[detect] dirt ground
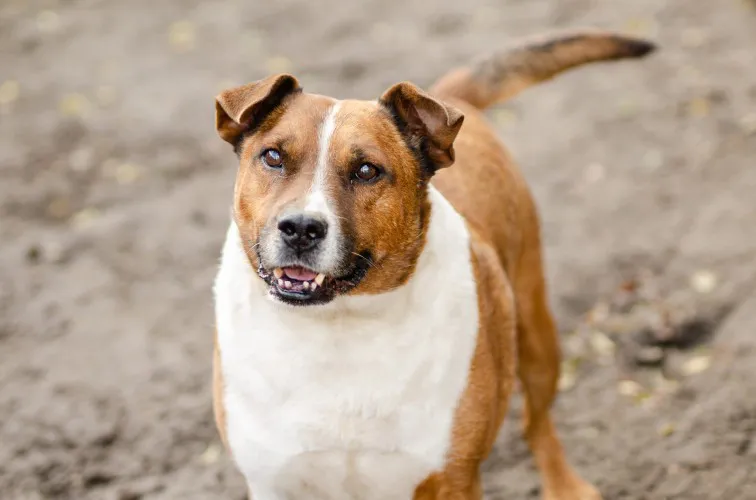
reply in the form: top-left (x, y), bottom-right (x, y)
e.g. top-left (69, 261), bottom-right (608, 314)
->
top-left (2, 0), bottom-right (756, 499)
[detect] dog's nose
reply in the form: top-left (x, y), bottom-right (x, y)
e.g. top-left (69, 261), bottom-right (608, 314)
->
top-left (278, 213), bottom-right (328, 251)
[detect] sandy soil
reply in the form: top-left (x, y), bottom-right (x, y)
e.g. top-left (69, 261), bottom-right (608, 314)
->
top-left (2, 0), bottom-right (756, 498)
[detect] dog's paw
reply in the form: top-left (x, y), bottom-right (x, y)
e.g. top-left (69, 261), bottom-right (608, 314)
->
top-left (543, 480), bottom-right (602, 500)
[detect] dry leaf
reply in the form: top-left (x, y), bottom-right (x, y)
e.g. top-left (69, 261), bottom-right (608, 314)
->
top-left (491, 108), bottom-right (518, 128)
top-left (579, 426), bottom-right (600, 440)
top-left (623, 18), bottom-right (657, 37)
top-left (558, 359), bottom-right (578, 392)
top-left (114, 163), bottom-right (142, 185)
top-left (265, 56), bottom-right (293, 74)
top-left (199, 443), bottom-right (222, 465)
top-left (563, 333), bottom-right (585, 357)
top-left (586, 302), bottom-right (610, 325)
top-left (169, 20), bottom-right (196, 52)
top-left (616, 98), bottom-right (639, 117)
top-left (589, 331), bottom-right (615, 358)
top-left (633, 388), bottom-right (654, 405)
top-left (71, 207), bottom-right (101, 228)
top-left (59, 93), bottom-right (91, 117)
top-left (690, 270), bottom-right (717, 294)
top-left (0, 80), bottom-right (20, 105)
top-left (651, 373), bottom-right (680, 395)
top-left (682, 354), bottom-right (711, 376)
top-left (739, 113), bottom-right (756, 135)
top-left (687, 97), bottom-right (711, 118)
top-left (618, 379), bottom-right (643, 397)
top-left (658, 422), bottom-right (676, 437)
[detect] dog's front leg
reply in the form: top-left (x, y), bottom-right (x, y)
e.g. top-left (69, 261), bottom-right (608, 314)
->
top-left (414, 470), bottom-right (484, 500)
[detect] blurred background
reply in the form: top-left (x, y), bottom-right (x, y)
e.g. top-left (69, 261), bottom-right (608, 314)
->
top-left (2, 0), bottom-right (756, 499)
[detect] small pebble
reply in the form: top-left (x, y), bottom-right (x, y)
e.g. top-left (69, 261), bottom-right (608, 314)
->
top-left (635, 346), bottom-right (666, 367)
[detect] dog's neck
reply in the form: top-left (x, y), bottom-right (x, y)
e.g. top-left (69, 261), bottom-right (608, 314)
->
top-left (215, 186), bottom-right (472, 324)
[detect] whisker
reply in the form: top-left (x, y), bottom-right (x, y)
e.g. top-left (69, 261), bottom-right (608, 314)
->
top-left (352, 252), bottom-right (377, 269)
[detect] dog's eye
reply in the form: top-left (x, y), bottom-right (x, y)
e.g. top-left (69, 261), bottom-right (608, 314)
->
top-left (354, 163), bottom-right (380, 183)
top-left (261, 148), bottom-right (283, 169)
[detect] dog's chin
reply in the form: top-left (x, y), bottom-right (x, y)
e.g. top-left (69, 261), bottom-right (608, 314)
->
top-left (256, 252), bottom-right (372, 307)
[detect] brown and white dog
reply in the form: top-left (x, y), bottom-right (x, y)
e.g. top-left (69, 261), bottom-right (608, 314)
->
top-left (212, 30), bottom-right (655, 500)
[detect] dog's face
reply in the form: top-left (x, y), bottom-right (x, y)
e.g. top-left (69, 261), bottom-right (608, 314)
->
top-left (216, 74), bottom-right (463, 306)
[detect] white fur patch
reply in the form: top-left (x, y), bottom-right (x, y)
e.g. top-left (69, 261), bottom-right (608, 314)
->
top-left (303, 101), bottom-right (342, 272)
top-left (214, 187), bottom-right (479, 500)
top-left (306, 101), bottom-right (341, 212)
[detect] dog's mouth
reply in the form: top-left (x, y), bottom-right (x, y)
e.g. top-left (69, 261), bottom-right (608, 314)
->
top-left (256, 253), bottom-right (372, 306)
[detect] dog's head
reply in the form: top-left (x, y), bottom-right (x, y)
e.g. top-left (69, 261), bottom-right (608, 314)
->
top-left (215, 74), bottom-right (464, 306)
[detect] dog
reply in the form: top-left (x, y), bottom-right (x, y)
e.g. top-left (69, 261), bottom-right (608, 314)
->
top-left (212, 30), bottom-right (655, 500)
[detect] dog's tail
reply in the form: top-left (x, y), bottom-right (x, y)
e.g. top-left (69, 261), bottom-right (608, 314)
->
top-left (430, 30), bottom-right (656, 110)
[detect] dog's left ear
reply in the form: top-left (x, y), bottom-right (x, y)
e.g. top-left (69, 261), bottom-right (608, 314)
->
top-left (380, 82), bottom-right (464, 170)
top-left (215, 74), bottom-right (301, 145)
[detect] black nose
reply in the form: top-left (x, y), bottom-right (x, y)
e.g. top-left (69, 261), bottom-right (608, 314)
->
top-left (278, 213), bottom-right (328, 252)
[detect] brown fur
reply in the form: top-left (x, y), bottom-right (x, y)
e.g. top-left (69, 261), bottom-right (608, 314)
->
top-left (213, 29), bottom-right (656, 500)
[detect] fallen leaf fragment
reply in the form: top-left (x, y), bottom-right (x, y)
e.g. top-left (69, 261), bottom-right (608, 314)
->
top-left (589, 331), bottom-right (615, 358)
top-left (0, 80), bottom-right (20, 105)
top-left (169, 20), bottom-right (196, 52)
top-left (658, 422), bottom-right (676, 437)
top-left (618, 379), bottom-right (643, 397)
top-left (199, 443), bottom-right (222, 465)
top-left (265, 56), bottom-right (293, 74)
top-left (59, 93), bottom-right (91, 117)
top-left (690, 270), bottom-right (717, 294)
top-left (681, 354), bottom-right (711, 376)
top-left (71, 207), bottom-right (101, 228)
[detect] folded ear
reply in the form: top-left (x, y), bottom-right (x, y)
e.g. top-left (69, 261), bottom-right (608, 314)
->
top-left (379, 81), bottom-right (464, 170)
top-left (215, 74), bottom-right (301, 145)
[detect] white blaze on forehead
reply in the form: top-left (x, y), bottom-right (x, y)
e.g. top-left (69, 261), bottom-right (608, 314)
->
top-left (305, 101), bottom-right (342, 214)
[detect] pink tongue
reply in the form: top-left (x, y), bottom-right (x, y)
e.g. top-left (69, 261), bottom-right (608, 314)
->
top-left (283, 267), bottom-right (318, 281)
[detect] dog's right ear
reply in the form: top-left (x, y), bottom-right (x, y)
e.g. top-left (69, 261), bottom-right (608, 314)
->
top-left (215, 74), bottom-right (301, 146)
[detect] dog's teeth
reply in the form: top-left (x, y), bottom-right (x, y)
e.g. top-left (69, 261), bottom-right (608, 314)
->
top-left (273, 268), bottom-right (284, 279)
top-left (310, 283), bottom-right (318, 291)
top-left (284, 281), bottom-right (292, 289)
top-left (303, 281), bottom-right (310, 290)
top-left (277, 279), bottom-right (284, 286)
top-left (315, 273), bottom-right (325, 286)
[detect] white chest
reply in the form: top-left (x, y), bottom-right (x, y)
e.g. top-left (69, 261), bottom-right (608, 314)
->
top-left (214, 189), bottom-right (479, 500)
